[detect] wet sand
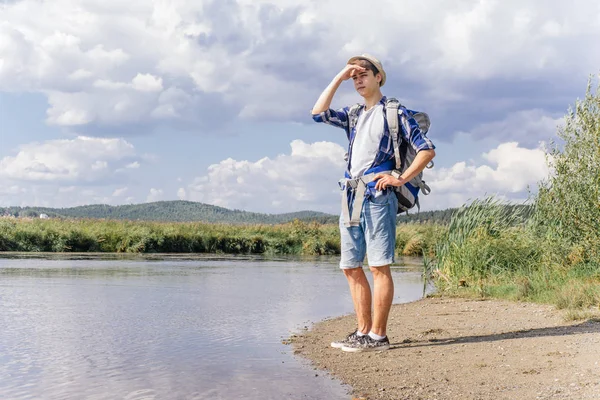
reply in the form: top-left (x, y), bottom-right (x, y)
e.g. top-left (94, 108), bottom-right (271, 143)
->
top-left (292, 297), bottom-right (600, 399)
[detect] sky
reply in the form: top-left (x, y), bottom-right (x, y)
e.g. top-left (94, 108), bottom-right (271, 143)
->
top-left (1, 0), bottom-right (599, 214)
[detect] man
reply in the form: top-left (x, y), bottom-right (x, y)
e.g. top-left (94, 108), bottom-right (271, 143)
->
top-left (311, 54), bottom-right (435, 352)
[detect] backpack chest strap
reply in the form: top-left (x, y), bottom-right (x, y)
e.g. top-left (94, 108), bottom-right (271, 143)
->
top-left (339, 170), bottom-right (392, 227)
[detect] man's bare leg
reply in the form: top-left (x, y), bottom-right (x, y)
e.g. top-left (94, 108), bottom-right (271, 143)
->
top-left (343, 267), bottom-right (372, 334)
top-left (369, 265), bottom-right (394, 337)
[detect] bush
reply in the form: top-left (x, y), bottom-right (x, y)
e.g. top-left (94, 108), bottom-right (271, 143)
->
top-left (433, 77), bottom-right (600, 311)
top-left (533, 78), bottom-right (600, 267)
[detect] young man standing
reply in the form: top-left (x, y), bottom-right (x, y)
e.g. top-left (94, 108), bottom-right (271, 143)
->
top-left (311, 54), bottom-right (435, 352)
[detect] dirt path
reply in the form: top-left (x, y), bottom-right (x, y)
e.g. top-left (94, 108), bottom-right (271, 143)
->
top-left (291, 297), bottom-right (600, 400)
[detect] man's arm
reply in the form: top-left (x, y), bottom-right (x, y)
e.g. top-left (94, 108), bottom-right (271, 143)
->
top-left (311, 64), bottom-right (365, 114)
top-left (373, 149), bottom-right (436, 191)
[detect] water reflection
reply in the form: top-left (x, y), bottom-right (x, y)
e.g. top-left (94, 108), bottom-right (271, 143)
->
top-left (0, 256), bottom-right (424, 399)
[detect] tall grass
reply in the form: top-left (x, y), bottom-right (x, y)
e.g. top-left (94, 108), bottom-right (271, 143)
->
top-left (435, 197), bottom-right (536, 284)
top-left (433, 197), bottom-right (600, 310)
top-left (396, 223), bottom-right (446, 257)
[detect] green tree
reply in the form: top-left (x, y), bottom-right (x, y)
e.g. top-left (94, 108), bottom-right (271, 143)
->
top-left (533, 77), bottom-right (600, 265)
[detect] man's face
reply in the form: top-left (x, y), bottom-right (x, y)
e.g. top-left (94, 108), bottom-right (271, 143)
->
top-left (350, 66), bottom-right (380, 97)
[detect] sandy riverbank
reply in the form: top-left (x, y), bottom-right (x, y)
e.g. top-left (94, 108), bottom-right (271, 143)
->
top-left (291, 297), bottom-right (600, 400)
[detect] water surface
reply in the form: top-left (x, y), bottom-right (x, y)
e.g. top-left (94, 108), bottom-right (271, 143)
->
top-left (0, 254), bottom-right (425, 399)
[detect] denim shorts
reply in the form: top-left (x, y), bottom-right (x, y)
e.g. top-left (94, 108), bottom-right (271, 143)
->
top-left (339, 189), bottom-right (398, 269)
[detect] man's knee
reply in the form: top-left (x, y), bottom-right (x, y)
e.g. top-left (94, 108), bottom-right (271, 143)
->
top-left (369, 264), bottom-right (391, 277)
top-left (343, 266), bottom-right (366, 280)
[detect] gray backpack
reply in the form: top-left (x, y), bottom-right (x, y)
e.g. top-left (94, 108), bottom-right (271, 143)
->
top-left (346, 97), bottom-right (432, 213)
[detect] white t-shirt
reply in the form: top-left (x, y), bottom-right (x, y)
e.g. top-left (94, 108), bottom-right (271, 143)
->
top-left (349, 104), bottom-right (385, 178)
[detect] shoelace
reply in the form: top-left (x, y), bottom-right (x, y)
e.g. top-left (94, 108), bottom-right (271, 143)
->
top-left (355, 335), bottom-right (373, 345)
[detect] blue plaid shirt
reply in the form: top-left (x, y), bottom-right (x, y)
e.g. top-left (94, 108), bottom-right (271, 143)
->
top-left (312, 96), bottom-right (435, 177)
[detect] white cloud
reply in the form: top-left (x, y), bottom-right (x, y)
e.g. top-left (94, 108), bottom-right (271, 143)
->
top-left (91, 161), bottom-right (108, 171)
top-left (92, 74), bottom-right (163, 93)
top-left (0, 135), bottom-right (143, 207)
top-left (146, 188), bottom-right (164, 202)
top-left (68, 69), bottom-right (93, 81)
top-left (112, 187), bottom-right (128, 197)
top-left (185, 140), bottom-right (347, 213)
top-left (177, 188), bottom-right (186, 200)
top-left (93, 79), bottom-right (129, 90)
top-left (183, 140), bottom-right (549, 213)
top-left (86, 45), bottom-right (130, 66)
top-left (0, 136), bottom-right (139, 183)
top-left (46, 95), bottom-right (94, 126)
top-left (2, 0), bottom-right (597, 132)
top-left (0, 183), bottom-right (134, 208)
top-left (131, 73), bottom-right (163, 92)
top-left (424, 142), bottom-right (550, 210)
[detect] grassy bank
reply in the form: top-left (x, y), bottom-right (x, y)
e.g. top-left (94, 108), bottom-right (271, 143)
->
top-left (431, 198), bottom-right (600, 315)
top-left (0, 217), bottom-right (443, 257)
top-left (0, 218), bottom-right (338, 255)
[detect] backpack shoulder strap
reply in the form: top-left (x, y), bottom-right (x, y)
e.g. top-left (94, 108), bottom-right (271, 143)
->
top-left (344, 103), bottom-right (363, 174)
top-left (385, 98), bottom-right (402, 170)
top-left (348, 103), bottom-right (362, 138)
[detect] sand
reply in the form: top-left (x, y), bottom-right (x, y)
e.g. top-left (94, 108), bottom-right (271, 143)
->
top-left (291, 297), bottom-right (600, 400)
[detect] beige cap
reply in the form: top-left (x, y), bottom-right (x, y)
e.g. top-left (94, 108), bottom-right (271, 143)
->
top-left (347, 54), bottom-right (386, 86)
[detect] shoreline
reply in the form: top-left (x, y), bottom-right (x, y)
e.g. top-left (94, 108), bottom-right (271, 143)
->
top-left (291, 297), bottom-right (600, 400)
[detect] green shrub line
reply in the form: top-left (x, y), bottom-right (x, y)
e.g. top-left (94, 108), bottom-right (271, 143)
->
top-left (0, 217), bottom-right (442, 257)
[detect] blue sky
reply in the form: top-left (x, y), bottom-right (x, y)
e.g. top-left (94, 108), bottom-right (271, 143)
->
top-left (1, 0), bottom-right (599, 214)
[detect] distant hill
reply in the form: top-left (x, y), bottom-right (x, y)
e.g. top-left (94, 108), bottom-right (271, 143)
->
top-left (1, 200), bottom-right (528, 225)
top-left (0, 201), bottom-right (339, 224)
